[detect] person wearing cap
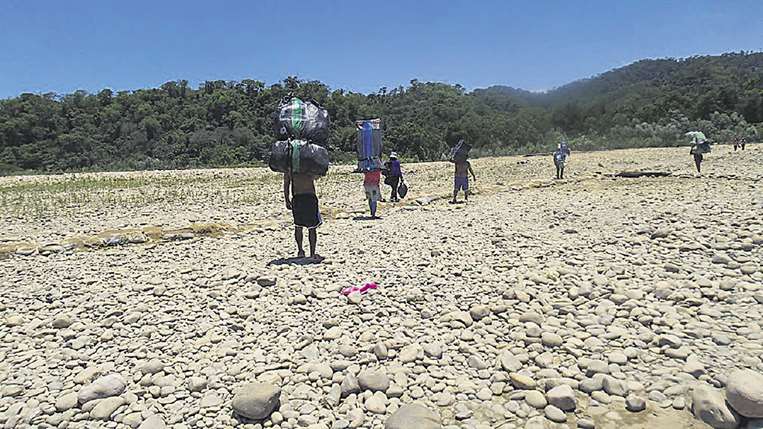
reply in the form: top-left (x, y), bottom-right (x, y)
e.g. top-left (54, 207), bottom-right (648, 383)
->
top-left (384, 153), bottom-right (404, 202)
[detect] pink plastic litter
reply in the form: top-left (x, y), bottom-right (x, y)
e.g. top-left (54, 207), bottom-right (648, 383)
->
top-left (341, 282), bottom-right (378, 296)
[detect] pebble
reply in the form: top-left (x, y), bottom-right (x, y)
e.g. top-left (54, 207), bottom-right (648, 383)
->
top-left (544, 404), bottom-right (567, 423)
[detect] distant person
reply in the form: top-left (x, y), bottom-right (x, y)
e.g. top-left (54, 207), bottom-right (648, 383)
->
top-left (553, 141), bottom-right (571, 179)
top-left (384, 152), bottom-right (403, 202)
top-left (284, 172), bottom-right (322, 259)
top-left (740, 137), bottom-right (747, 150)
top-left (452, 159), bottom-right (476, 203)
top-left (363, 168), bottom-right (382, 219)
top-left (689, 135), bottom-right (710, 174)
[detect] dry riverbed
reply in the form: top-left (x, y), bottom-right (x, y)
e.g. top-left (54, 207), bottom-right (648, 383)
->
top-left (1, 145), bottom-right (762, 429)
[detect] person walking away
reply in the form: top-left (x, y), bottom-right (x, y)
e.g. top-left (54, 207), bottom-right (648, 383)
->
top-left (284, 172), bottom-right (322, 259)
top-left (363, 168), bottom-right (382, 218)
top-left (741, 137), bottom-right (747, 150)
top-left (691, 148), bottom-right (703, 173)
top-left (386, 152), bottom-right (403, 202)
top-left (452, 159), bottom-right (476, 203)
top-left (689, 135), bottom-right (710, 174)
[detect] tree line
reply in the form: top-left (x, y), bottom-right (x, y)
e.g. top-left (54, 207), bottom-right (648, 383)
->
top-left (0, 52), bottom-right (761, 174)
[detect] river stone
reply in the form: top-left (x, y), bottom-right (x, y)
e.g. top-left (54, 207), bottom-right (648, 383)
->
top-left (499, 351), bottom-right (522, 372)
top-left (385, 404), bottom-right (441, 429)
top-left (55, 391), bottom-right (78, 411)
top-left (365, 391), bottom-right (387, 414)
top-left (525, 390), bottom-right (547, 408)
top-left (399, 343), bottom-right (422, 363)
top-left (544, 405), bottom-right (567, 423)
top-left (231, 382), bottom-right (281, 420)
top-left (510, 373), bottom-right (536, 390)
top-left (138, 415), bottom-right (167, 429)
top-left (358, 371), bottom-right (390, 393)
top-left (626, 394), bottom-right (646, 412)
top-left (341, 374), bottom-right (361, 397)
top-left (90, 396), bottom-right (126, 420)
top-left (547, 384), bottom-right (576, 411)
top-left (139, 359), bottom-right (165, 375)
top-left (469, 304), bottom-right (490, 321)
top-left (78, 374), bottom-right (126, 404)
top-left (726, 369), bottom-right (763, 418)
top-left (691, 385), bottom-right (741, 429)
top-left (602, 376), bottom-right (627, 397)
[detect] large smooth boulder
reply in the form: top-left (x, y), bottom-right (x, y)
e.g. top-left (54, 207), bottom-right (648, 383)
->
top-left (726, 369), bottom-right (763, 418)
top-left (691, 385), bottom-right (741, 429)
top-left (78, 374), bottom-right (126, 404)
top-left (232, 383), bottom-right (281, 420)
top-left (385, 404), bottom-right (441, 429)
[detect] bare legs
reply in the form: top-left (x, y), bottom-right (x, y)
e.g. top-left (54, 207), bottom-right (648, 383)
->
top-left (295, 227), bottom-right (318, 258)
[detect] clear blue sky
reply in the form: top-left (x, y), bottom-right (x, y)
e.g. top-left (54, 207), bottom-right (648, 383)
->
top-left (1, 0), bottom-right (761, 98)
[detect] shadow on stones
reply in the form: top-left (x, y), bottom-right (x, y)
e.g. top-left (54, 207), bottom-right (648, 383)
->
top-left (352, 215), bottom-right (380, 221)
top-left (267, 256), bottom-right (324, 266)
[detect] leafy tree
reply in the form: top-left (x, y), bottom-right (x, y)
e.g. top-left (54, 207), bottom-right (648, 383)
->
top-left (0, 52), bottom-right (761, 174)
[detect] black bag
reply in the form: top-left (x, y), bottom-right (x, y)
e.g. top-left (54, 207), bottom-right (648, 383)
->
top-left (268, 140), bottom-right (330, 176)
top-left (398, 180), bottom-right (408, 199)
top-left (449, 139), bottom-right (471, 162)
top-left (273, 97), bottom-right (330, 144)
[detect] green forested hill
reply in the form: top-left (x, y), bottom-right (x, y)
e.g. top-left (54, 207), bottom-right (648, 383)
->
top-left (1, 52), bottom-right (761, 173)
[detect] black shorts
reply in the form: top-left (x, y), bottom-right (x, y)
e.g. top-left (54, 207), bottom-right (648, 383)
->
top-left (292, 194), bottom-right (322, 229)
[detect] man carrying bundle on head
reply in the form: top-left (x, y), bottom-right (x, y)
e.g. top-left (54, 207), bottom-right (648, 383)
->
top-left (686, 131), bottom-right (710, 174)
top-left (270, 97), bottom-right (330, 260)
top-left (356, 119), bottom-right (384, 218)
top-left (449, 139), bottom-right (476, 204)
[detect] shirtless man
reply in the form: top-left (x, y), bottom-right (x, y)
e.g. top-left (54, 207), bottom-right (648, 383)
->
top-left (452, 160), bottom-right (476, 203)
top-left (284, 172), bottom-right (322, 259)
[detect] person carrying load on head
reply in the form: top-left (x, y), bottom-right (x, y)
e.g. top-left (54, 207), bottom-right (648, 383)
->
top-left (449, 139), bottom-right (475, 204)
top-left (270, 97), bottom-right (330, 261)
top-left (356, 119), bottom-right (384, 217)
top-left (383, 152), bottom-right (404, 202)
top-left (686, 131), bottom-right (710, 174)
top-left (553, 140), bottom-right (571, 179)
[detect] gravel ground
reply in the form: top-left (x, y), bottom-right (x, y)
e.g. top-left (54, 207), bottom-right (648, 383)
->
top-left (1, 145), bottom-right (762, 429)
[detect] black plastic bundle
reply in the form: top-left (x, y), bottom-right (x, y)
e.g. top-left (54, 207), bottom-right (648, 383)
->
top-left (273, 97), bottom-right (330, 145)
top-left (268, 140), bottom-right (330, 177)
top-left (449, 140), bottom-right (471, 162)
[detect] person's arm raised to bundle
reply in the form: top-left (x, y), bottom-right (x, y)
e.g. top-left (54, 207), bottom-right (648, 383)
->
top-left (283, 173), bottom-right (292, 210)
